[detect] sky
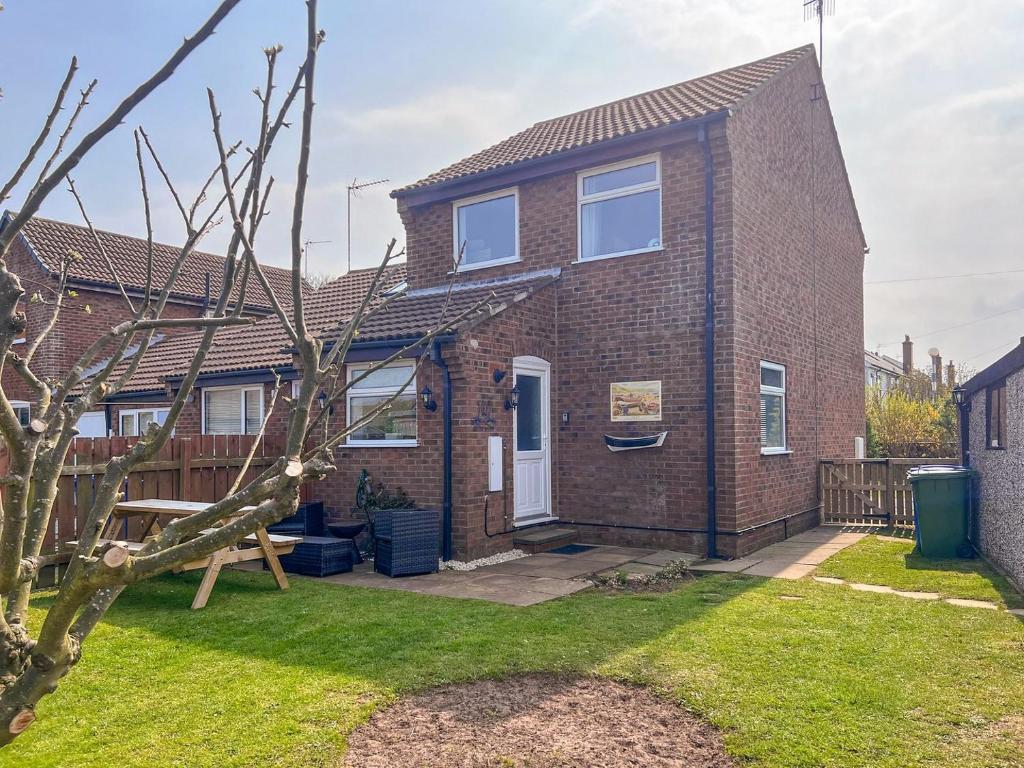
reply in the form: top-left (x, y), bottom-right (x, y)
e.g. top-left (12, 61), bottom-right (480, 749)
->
top-left (1, 0), bottom-right (1022, 372)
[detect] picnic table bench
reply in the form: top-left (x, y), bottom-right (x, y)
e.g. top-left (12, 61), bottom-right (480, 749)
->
top-left (65, 499), bottom-right (301, 609)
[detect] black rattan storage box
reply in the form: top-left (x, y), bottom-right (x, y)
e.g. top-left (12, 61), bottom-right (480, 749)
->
top-left (275, 536), bottom-right (352, 577)
top-left (373, 508), bottom-right (439, 577)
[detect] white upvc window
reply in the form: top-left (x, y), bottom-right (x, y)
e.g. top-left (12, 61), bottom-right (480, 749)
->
top-left (119, 407), bottom-right (171, 437)
top-left (202, 385), bottom-right (264, 435)
top-left (452, 187), bottom-right (519, 271)
top-left (760, 361), bottom-right (788, 454)
top-left (346, 361), bottom-right (418, 447)
top-left (10, 401), bottom-right (30, 428)
top-left (577, 154), bottom-right (662, 262)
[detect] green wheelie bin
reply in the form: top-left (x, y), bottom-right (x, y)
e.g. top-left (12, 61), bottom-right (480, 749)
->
top-left (908, 465), bottom-right (974, 559)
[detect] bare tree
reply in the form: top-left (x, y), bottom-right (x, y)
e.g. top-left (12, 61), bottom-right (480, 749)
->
top-left (0, 0), bottom-right (480, 744)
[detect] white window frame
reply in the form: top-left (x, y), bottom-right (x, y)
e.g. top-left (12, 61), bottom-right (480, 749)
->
top-left (201, 385), bottom-right (264, 435)
top-left (759, 361), bottom-right (789, 455)
top-left (345, 361), bottom-right (418, 448)
top-left (452, 187), bottom-right (520, 272)
top-left (118, 407), bottom-right (171, 437)
top-left (576, 153), bottom-right (662, 263)
top-left (10, 400), bottom-right (30, 428)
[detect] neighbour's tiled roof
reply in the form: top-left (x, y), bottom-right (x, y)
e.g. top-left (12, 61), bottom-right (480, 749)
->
top-left (109, 265), bottom-right (409, 393)
top-left (9, 214), bottom-right (304, 312)
top-left (109, 267), bottom-right (559, 394)
top-left (865, 350), bottom-right (904, 377)
top-left (394, 45), bottom-right (814, 194)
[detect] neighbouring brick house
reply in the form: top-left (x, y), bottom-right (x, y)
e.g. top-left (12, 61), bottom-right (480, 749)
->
top-left (107, 44), bottom-right (866, 561)
top-left (960, 340), bottom-right (1024, 590)
top-left (0, 212), bottom-right (300, 436)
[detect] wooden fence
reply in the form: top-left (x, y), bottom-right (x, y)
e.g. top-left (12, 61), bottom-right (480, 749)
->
top-left (0, 434), bottom-right (308, 579)
top-left (819, 457), bottom-right (958, 528)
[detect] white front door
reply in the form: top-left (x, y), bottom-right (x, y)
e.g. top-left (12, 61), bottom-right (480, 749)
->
top-left (513, 356), bottom-right (552, 524)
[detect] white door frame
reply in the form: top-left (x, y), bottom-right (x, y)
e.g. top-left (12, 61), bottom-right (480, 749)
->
top-left (512, 355), bottom-right (553, 525)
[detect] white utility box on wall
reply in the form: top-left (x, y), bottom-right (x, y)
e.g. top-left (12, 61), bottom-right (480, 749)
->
top-left (488, 435), bottom-right (503, 492)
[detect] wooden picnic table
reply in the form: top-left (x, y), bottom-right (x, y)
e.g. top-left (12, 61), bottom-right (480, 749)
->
top-left (89, 499), bottom-right (301, 609)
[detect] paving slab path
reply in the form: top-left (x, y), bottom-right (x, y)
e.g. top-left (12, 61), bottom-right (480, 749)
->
top-left (322, 544), bottom-right (700, 606)
top-left (690, 527), bottom-right (866, 579)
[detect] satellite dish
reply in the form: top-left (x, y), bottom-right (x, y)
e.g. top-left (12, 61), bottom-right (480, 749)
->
top-left (927, 347), bottom-right (940, 357)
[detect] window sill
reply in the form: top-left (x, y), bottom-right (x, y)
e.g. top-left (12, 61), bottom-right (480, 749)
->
top-left (343, 441), bottom-right (419, 449)
top-left (450, 256), bottom-right (521, 274)
top-left (572, 246), bottom-right (663, 265)
top-left (760, 448), bottom-right (793, 456)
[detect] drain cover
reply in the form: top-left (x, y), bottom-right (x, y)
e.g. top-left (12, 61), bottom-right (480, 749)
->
top-left (548, 544), bottom-right (597, 555)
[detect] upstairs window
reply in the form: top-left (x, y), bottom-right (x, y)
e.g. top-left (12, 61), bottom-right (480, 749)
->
top-left (346, 362), bottom-right (418, 446)
top-left (760, 361), bottom-right (787, 454)
top-left (578, 155), bottom-right (662, 261)
top-left (453, 188), bottom-right (519, 270)
top-left (203, 386), bottom-right (263, 435)
top-left (987, 380), bottom-right (1008, 449)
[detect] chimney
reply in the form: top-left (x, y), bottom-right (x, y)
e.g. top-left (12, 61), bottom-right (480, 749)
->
top-left (929, 348), bottom-right (943, 391)
top-left (946, 361), bottom-right (956, 389)
top-left (902, 335), bottom-right (913, 375)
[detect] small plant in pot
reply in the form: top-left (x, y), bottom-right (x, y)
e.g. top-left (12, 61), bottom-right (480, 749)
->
top-left (351, 469), bottom-right (416, 557)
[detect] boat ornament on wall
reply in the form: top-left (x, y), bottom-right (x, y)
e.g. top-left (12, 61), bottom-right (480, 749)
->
top-left (604, 431), bottom-right (668, 452)
top-left (610, 380), bottom-right (662, 422)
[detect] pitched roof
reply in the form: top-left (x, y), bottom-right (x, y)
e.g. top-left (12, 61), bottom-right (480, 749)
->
top-left (109, 267), bottom-right (559, 394)
top-left (109, 265), bottom-right (409, 393)
top-left (394, 46), bottom-right (814, 195)
top-left (864, 349), bottom-right (904, 377)
top-left (7, 213), bottom-right (304, 312)
top-left (963, 338), bottom-right (1024, 395)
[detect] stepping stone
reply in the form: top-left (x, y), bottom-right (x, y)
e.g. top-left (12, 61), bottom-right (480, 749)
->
top-left (1007, 609), bottom-right (1024, 618)
top-left (742, 559), bottom-right (816, 580)
top-left (813, 576), bottom-right (846, 585)
top-left (895, 590), bottom-right (941, 600)
top-left (850, 583), bottom-right (895, 594)
top-left (634, 549), bottom-right (701, 566)
top-left (944, 598), bottom-right (999, 610)
top-left (779, 595), bottom-right (804, 601)
top-left (690, 557), bottom-right (762, 573)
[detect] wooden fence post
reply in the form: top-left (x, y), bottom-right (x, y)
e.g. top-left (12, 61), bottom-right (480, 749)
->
top-left (179, 438), bottom-right (192, 501)
top-left (884, 458), bottom-right (895, 528)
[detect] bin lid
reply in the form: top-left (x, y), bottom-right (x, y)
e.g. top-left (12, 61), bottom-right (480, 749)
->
top-left (907, 465), bottom-right (972, 480)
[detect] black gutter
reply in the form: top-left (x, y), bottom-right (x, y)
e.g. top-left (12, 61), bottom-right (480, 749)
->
top-left (698, 122), bottom-right (720, 559)
top-left (392, 111), bottom-right (729, 207)
top-left (430, 340), bottom-right (454, 561)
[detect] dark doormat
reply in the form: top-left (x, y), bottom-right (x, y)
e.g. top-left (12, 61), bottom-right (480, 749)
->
top-left (548, 543), bottom-right (597, 555)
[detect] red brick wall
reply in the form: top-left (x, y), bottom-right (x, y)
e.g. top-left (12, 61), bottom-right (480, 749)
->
top-left (723, 55), bottom-right (865, 555)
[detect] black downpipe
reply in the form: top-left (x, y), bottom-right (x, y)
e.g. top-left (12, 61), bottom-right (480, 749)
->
top-left (698, 124), bottom-right (719, 559)
top-left (431, 340), bottom-right (453, 561)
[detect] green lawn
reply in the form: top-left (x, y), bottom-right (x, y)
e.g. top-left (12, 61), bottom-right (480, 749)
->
top-left (816, 535), bottom-right (1024, 608)
top-left (6, 551), bottom-right (1024, 768)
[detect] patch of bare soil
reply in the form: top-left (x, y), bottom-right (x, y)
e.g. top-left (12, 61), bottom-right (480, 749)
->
top-left (343, 675), bottom-right (735, 768)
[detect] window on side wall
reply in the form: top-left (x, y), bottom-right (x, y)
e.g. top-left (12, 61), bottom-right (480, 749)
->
top-left (453, 188), bottom-right (518, 271)
top-left (346, 362), bottom-right (417, 446)
top-left (119, 408), bottom-right (171, 437)
top-left (986, 380), bottom-right (1008, 449)
top-left (202, 386), bottom-right (263, 435)
top-left (10, 401), bottom-right (30, 428)
top-left (578, 155), bottom-right (661, 261)
top-left (760, 361), bottom-right (787, 454)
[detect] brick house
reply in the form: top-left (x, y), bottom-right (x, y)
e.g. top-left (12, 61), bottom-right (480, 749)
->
top-left (108, 44), bottom-right (866, 561)
top-left (0, 212), bottom-right (300, 436)
top-left (959, 341), bottom-right (1024, 590)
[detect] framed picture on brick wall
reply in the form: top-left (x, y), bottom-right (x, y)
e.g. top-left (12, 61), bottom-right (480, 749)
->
top-left (610, 380), bottom-right (662, 422)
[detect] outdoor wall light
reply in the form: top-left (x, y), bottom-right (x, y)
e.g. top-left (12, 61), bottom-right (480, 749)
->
top-left (317, 390), bottom-right (333, 415)
top-left (493, 369), bottom-right (507, 384)
top-left (952, 385), bottom-right (967, 409)
top-left (420, 386), bottom-right (437, 412)
top-left (505, 383), bottom-right (520, 411)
